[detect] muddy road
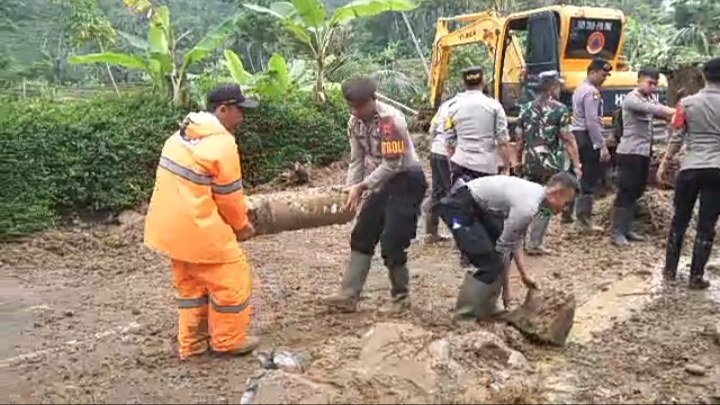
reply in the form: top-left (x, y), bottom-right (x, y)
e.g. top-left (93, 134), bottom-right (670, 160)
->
top-left (1, 192), bottom-right (719, 404)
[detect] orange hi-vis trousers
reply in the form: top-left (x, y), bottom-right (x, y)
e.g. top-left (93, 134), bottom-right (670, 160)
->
top-left (171, 259), bottom-right (252, 359)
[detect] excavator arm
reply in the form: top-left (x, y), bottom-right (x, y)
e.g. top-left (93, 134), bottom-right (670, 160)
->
top-left (429, 11), bottom-right (525, 108)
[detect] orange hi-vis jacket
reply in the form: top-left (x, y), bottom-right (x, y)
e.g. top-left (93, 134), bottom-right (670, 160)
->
top-left (144, 112), bottom-right (250, 264)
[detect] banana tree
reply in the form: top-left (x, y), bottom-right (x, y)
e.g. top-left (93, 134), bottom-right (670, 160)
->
top-left (224, 50), bottom-right (292, 98)
top-left (69, 0), bottom-right (242, 107)
top-left (243, 0), bottom-right (419, 102)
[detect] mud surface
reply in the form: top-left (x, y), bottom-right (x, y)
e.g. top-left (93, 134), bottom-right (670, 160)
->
top-left (1, 166), bottom-right (719, 404)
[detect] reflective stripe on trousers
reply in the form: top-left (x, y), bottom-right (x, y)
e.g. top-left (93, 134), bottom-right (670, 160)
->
top-left (158, 156), bottom-right (244, 194)
top-left (177, 295), bottom-right (250, 313)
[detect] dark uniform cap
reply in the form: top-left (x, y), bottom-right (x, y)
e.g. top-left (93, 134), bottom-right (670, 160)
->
top-left (587, 58), bottom-right (613, 75)
top-left (342, 77), bottom-right (377, 103)
top-left (702, 57), bottom-right (720, 77)
top-left (638, 66), bottom-right (660, 81)
top-left (462, 66), bottom-right (484, 84)
top-left (207, 84), bottom-right (258, 109)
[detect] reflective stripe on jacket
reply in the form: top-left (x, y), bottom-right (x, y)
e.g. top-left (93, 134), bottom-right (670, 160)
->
top-left (144, 112), bottom-right (250, 263)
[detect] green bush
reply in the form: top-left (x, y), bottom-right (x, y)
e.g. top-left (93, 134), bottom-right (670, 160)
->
top-left (0, 91), bottom-right (349, 237)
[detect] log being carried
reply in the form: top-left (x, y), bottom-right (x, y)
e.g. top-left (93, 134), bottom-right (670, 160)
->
top-left (246, 187), bottom-right (354, 236)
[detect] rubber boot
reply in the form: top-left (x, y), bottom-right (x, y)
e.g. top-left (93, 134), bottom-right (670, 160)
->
top-left (561, 198), bottom-right (575, 224)
top-left (611, 206), bottom-right (630, 246)
top-left (475, 275), bottom-right (505, 321)
top-left (324, 251), bottom-right (373, 312)
top-left (455, 272), bottom-right (484, 319)
top-left (575, 195), bottom-right (603, 232)
top-left (380, 264), bottom-right (410, 314)
top-left (663, 232), bottom-right (683, 282)
top-left (688, 235), bottom-right (712, 290)
top-left (625, 202), bottom-right (646, 242)
top-left (423, 211), bottom-right (444, 244)
top-left (526, 214), bottom-right (553, 255)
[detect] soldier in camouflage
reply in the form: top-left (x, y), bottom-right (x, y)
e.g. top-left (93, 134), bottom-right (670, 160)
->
top-left (324, 77), bottom-right (427, 314)
top-left (517, 71), bottom-right (582, 255)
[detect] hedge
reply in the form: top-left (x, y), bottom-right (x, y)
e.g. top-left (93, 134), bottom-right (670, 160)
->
top-left (0, 91), bottom-right (349, 237)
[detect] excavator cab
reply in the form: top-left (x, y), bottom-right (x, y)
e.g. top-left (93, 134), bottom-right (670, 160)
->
top-left (497, 10), bottom-right (561, 117)
top-left (428, 6), bottom-right (663, 129)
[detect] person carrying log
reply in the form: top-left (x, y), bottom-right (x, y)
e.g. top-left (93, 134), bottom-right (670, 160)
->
top-left (144, 84), bottom-right (259, 360)
top-left (569, 58), bottom-right (613, 231)
top-left (324, 77), bottom-right (427, 314)
top-left (444, 66), bottom-right (515, 266)
top-left (657, 57), bottom-right (720, 289)
top-left (516, 71), bottom-right (582, 255)
top-left (423, 95), bottom-right (458, 244)
top-left (610, 67), bottom-right (675, 246)
top-left (439, 172), bottom-right (579, 320)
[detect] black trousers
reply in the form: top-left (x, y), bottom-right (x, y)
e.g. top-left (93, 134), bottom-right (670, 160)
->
top-left (429, 153), bottom-right (452, 212)
top-left (574, 130), bottom-right (603, 196)
top-left (350, 169), bottom-right (427, 268)
top-left (438, 186), bottom-right (505, 284)
top-left (670, 168), bottom-right (720, 241)
top-left (613, 154), bottom-right (650, 208)
top-left (450, 162), bottom-right (494, 185)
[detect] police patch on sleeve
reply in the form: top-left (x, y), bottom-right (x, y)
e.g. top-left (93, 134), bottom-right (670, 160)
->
top-left (593, 90), bottom-right (601, 100)
top-left (378, 117), bottom-right (406, 159)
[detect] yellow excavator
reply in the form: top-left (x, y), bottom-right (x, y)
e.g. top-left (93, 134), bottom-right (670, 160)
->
top-left (429, 6), bottom-right (668, 132)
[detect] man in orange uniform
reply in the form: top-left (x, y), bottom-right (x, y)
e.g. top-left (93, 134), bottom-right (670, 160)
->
top-left (144, 84), bottom-right (260, 360)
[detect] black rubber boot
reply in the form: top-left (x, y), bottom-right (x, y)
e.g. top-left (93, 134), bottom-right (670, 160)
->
top-left (324, 251), bottom-right (373, 312)
top-left (455, 272), bottom-right (484, 319)
top-left (611, 206), bottom-right (630, 246)
top-left (381, 264), bottom-right (410, 314)
top-left (688, 235), bottom-right (712, 290)
top-left (454, 272), bottom-right (504, 320)
top-left (625, 202), bottom-right (646, 242)
top-left (576, 195), bottom-right (602, 232)
top-left (561, 198), bottom-right (575, 224)
top-left (663, 232), bottom-right (684, 282)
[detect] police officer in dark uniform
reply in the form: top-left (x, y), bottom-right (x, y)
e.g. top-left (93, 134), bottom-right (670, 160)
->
top-left (570, 58), bottom-right (612, 232)
top-left (325, 77), bottom-right (427, 314)
top-left (657, 57), bottom-right (720, 289)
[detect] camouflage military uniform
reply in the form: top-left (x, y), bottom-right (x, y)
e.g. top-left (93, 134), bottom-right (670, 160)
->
top-left (517, 96), bottom-right (571, 253)
top-left (518, 98), bottom-right (571, 183)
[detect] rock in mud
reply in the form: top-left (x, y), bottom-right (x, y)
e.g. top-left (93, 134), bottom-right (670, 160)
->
top-left (684, 363), bottom-right (706, 376)
top-left (504, 287), bottom-right (576, 346)
top-left (249, 322), bottom-right (538, 404)
top-left (714, 323), bottom-right (720, 345)
top-left (252, 370), bottom-right (339, 404)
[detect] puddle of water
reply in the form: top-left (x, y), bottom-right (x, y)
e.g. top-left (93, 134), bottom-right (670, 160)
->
top-left (569, 262), bottom-right (665, 345)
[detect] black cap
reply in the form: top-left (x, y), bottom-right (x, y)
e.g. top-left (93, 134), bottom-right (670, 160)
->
top-left (702, 57), bottom-right (720, 79)
top-left (341, 77), bottom-right (377, 103)
top-left (638, 66), bottom-right (660, 81)
top-left (207, 84), bottom-right (258, 110)
top-left (462, 66), bottom-right (484, 84)
top-left (587, 58), bottom-right (613, 75)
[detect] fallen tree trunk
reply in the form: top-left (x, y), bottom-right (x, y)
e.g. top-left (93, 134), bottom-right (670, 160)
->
top-left (246, 187), bottom-right (355, 236)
